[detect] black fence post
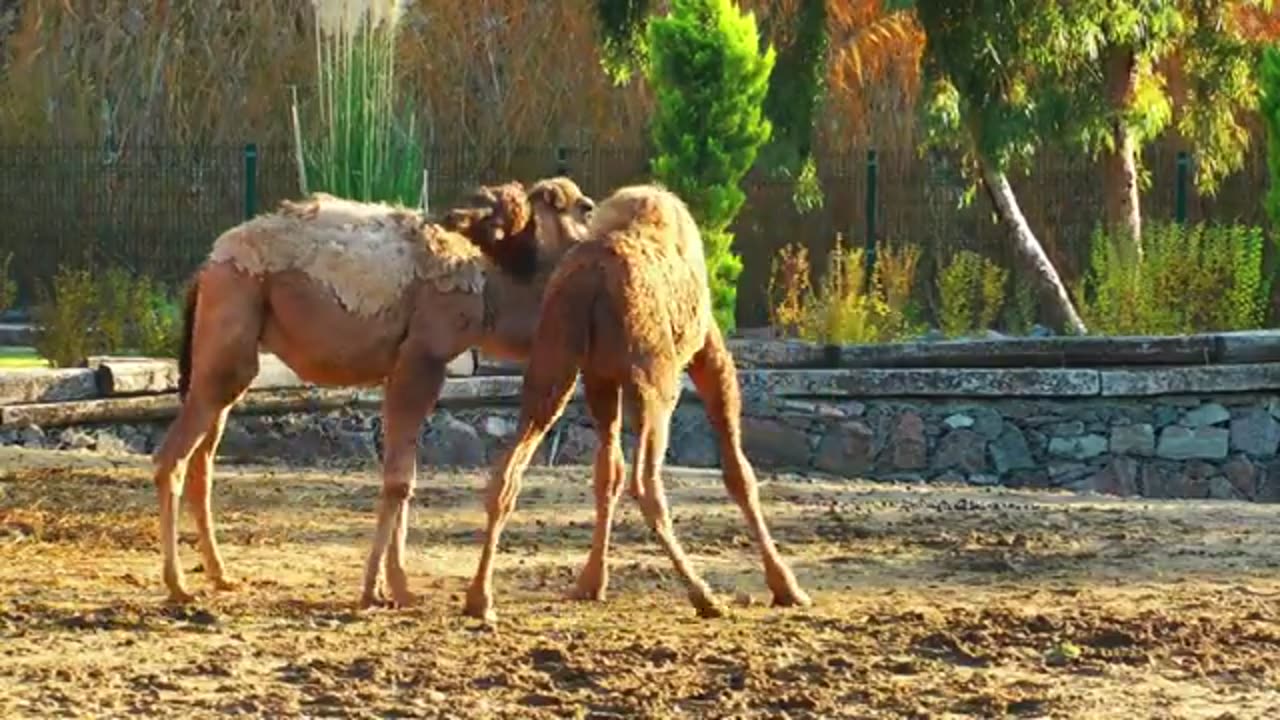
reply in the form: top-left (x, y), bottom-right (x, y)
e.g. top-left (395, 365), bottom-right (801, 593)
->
top-left (244, 143), bottom-right (259, 220)
top-left (1175, 150), bottom-right (1189, 225)
top-left (555, 146), bottom-right (569, 177)
top-left (864, 149), bottom-right (879, 283)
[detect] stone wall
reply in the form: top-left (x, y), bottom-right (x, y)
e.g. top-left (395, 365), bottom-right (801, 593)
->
top-left (6, 332), bottom-right (1280, 502)
top-left (6, 389), bottom-right (1280, 502)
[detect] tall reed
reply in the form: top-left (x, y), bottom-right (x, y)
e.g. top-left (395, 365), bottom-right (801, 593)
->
top-left (299, 0), bottom-right (423, 205)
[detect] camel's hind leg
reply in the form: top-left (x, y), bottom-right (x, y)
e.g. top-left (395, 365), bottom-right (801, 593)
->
top-left (153, 263), bottom-right (261, 603)
top-left (567, 376), bottom-right (626, 602)
top-left (185, 406), bottom-right (238, 591)
top-left (630, 382), bottom-right (727, 619)
top-left (463, 352), bottom-right (579, 623)
top-left (687, 325), bottom-right (811, 608)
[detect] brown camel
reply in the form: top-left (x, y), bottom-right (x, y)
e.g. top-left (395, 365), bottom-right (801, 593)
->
top-left (462, 184), bottom-right (813, 622)
top-left (152, 177), bottom-right (595, 609)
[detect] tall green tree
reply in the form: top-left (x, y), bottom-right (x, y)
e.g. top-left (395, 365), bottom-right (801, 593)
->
top-left (646, 0), bottom-right (777, 332)
top-left (1041, 0), bottom-right (1272, 258)
top-left (914, 0), bottom-right (1089, 333)
top-left (1260, 42), bottom-right (1280, 226)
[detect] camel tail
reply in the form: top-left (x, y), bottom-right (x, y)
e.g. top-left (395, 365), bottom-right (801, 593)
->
top-left (177, 277), bottom-right (199, 401)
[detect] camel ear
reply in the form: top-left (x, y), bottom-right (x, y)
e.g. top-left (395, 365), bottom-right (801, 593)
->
top-left (443, 207), bottom-right (485, 232)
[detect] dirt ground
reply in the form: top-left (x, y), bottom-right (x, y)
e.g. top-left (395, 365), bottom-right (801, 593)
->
top-left (3, 447), bottom-right (1280, 719)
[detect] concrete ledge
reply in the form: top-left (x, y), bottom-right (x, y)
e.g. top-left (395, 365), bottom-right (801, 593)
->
top-left (0, 368), bottom-right (98, 405)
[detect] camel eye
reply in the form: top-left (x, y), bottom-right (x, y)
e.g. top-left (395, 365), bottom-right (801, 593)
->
top-left (576, 198), bottom-right (594, 219)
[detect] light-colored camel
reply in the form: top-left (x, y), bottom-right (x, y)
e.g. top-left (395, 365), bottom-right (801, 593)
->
top-left (462, 184), bottom-right (813, 622)
top-left (152, 177), bottom-right (594, 609)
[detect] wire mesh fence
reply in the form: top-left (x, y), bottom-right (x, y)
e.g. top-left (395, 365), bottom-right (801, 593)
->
top-left (0, 141), bottom-right (1268, 326)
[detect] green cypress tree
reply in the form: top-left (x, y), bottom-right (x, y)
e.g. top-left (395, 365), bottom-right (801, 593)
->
top-left (646, 0), bottom-right (776, 333)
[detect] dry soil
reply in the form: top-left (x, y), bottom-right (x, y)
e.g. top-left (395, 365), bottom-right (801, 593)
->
top-left (2, 446), bottom-right (1280, 719)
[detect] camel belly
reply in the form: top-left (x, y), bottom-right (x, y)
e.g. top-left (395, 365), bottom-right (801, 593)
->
top-left (259, 270), bottom-right (408, 387)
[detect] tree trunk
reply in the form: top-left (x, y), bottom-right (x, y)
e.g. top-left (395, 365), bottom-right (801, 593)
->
top-left (979, 161), bottom-right (1089, 335)
top-left (1102, 45), bottom-right (1142, 260)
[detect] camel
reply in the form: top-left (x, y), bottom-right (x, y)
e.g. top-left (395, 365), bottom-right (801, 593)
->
top-left (462, 184), bottom-right (813, 622)
top-left (152, 177), bottom-right (595, 609)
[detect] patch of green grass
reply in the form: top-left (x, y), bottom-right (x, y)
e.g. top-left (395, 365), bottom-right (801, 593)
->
top-left (0, 346), bottom-right (48, 369)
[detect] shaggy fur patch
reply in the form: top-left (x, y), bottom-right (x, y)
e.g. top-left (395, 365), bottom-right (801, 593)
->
top-left (209, 193), bottom-right (485, 317)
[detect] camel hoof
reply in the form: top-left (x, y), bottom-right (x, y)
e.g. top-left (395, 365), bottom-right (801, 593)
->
top-left (689, 591), bottom-right (728, 619)
top-left (462, 591), bottom-right (496, 624)
top-left (165, 588), bottom-right (197, 605)
top-left (771, 587), bottom-right (814, 608)
top-left (565, 584), bottom-right (606, 603)
top-left (388, 589), bottom-right (417, 609)
top-left (211, 577), bottom-right (241, 593)
top-left (358, 590), bottom-right (391, 611)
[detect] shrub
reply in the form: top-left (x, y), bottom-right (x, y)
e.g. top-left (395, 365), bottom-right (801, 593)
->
top-left (646, 0), bottom-right (776, 333)
top-left (1002, 273), bottom-right (1039, 336)
top-left (32, 266), bottom-right (101, 368)
top-left (0, 251), bottom-right (17, 315)
top-left (768, 235), bottom-right (923, 344)
top-left (32, 265), bottom-right (184, 367)
top-left (1077, 221), bottom-right (1273, 335)
top-left (936, 250), bottom-right (1008, 338)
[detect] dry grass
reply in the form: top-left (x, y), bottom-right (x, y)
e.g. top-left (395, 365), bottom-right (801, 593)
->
top-left (3, 447), bottom-right (1280, 718)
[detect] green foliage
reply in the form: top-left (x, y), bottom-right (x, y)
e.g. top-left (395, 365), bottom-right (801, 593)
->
top-left (768, 236), bottom-right (923, 344)
top-left (935, 250), bottom-right (1008, 338)
top-left (646, 0), bottom-right (777, 333)
top-left (597, 0), bottom-right (652, 85)
top-left (760, 0), bottom-right (828, 212)
top-left (1077, 221), bottom-right (1273, 335)
top-left (0, 251), bottom-right (17, 315)
top-left (299, 7), bottom-right (423, 207)
top-left (1260, 43), bottom-right (1280, 227)
top-left (32, 265), bottom-right (183, 368)
top-left (1002, 274), bottom-right (1039, 336)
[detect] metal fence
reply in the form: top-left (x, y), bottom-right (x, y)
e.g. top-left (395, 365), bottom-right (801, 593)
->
top-left (0, 140), bottom-right (1269, 327)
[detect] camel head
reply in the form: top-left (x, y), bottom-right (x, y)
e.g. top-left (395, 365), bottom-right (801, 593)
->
top-left (444, 177), bottom-right (594, 281)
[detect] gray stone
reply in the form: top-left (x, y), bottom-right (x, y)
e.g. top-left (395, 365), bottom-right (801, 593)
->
top-left (742, 417), bottom-right (811, 469)
top-left (989, 426), bottom-right (1035, 474)
top-left (932, 429), bottom-right (987, 473)
top-left (1258, 460), bottom-right (1280, 502)
top-left (1141, 462), bottom-right (1189, 499)
top-left (968, 473), bottom-right (1000, 486)
top-left (421, 413), bottom-right (485, 467)
top-left (93, 431), bottom-right (131, 455)
top-left (670, 413), bottom-right (719, 467)
top-left (1101, 365), bottom-right (1280, 397)
top-left (1208, 476), bottom-right (1241, 500)
top-left (842, 401), bottom-right (867, 417)
top-left (1083, 456), bottom-right (1139, 496)
top-left (17, 425), bottom-right (45, 448)
top-left (1007, 468), bottom-right (1051, 488)
top-left (1154, 405), bottom-right (1180, 428)
top-left (814, 421), bottom-right (875, 476)
top-left (481, 415), bottom-right (517, 438)
top-left (942, 414), bottom-right (974, 430)
top-left (931, 470), bottom-right (967, 486)
top-left (887, 412), bottom-right (927, 470)
top-left (1047, 421), bottom-right (1085, 438)
top-left (550, 423), bottom-right (597, 466)
top-left (58, 429), bottom-right (94, 450)
top-left (1109, 424), bottom-right (1155, 456)
top-left (1049, 462), bottom-right (1093, 486)
top-left (1229, 409), bottom-right (1280, 458)
top-left (1156, 426), bottom-right (1229, 460)
top-left (1181, 403), bottom-right (1231, 428)
top-left (1222, 456), bottom-right (1258, 499)
top-left (1048, 434), bottom-right (1108, 460)
top-left (970, 408), bottom-right (1006, 440)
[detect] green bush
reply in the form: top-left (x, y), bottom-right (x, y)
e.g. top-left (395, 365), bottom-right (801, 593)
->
top-left (0, 251), bottom-right (17, 315)
top-left (936, 250), bottom-right (1008, 338)
top-left (646, 0), bottom-right (776, 333)
top-left (1076, 221), bottom-right (1273, 335)
top-left (32, 265), bottom-right (184, 367)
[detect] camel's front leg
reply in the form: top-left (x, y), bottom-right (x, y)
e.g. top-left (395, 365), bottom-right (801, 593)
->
top-left (359, 357), bottom-right (444, 610)
top-left (567, 377), bottom-right (625, 602)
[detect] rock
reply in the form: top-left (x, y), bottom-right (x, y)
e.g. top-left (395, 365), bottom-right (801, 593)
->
top-left (58, 428), bottom-right (94, 450)
top-left (550, 423), bottom-right (596, 466)
top-left (1047, 434), bottom-right (1107, 460)
top-left (942, 414), bottom-right (974, 430)
top-left (1083, 457), bottom-right (1139, 496)
top-left (989, 426), bottom-right (1035, 474)
top-left (1208, 476), bottom-right (1240, 500)
top-left (1140, 462), bottom-right (1186, 499)
top-left (1049, 462), bottom-right (1093, 486)
top-left (841, 401), bottom-right (867, 417)
top-left (1229, 409), bottom-right (1280, 458)
top-left (972, 413), bottom-right (1005, 442)
top-left (1109, 424), bottom-right (1155, 456)
top-left (1180, 403), bottom-right (1231, 428)
top-left (17, 425), bottom-right (45, 448)
top-left (421, 413), bottom-right (485, 467)
top-left (742, 417), bottom-right (811, 469)
top-left (1153, 405), bottom-right (1180, 428)
top-left (887, 412), bottom-right (927, 470)
top-left (481, 415), bottom-right (517, 438)
top-left (1007, 468), bottom-right (1051, 488)
top-left (814, 421), bottom-right (875, 476)
top-left (1046, 421), bottom-right (1085, 438)
top-left (93, 431), bottom-right (130, 455)
top-left (1258, 460), bottom-right (1280, 502)
top-left (932, 429), bottom-right (987, 473)
top-left (931, 469), bottom-right (966, 486)
top-left (1156, 426), bottom-right (1229, 460)
top-left (332, 429), bottom-right (377, 461)
top-left (1222, 456), bottom-right (1258, 499)
top-left (671, 415), bottom-right (719, 468)
top-left (968, 473), bottom-right (999, 486)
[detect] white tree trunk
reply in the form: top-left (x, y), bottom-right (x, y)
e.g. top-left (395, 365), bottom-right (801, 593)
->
top-left (980, 162), bottom-right (1089, 335)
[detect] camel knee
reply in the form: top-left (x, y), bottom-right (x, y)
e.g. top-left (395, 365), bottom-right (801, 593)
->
top-left (380, 483), bottom-right (413, 503)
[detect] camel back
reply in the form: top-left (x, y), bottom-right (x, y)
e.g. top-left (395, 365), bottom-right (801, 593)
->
top-left (208, 193), bottom-right (485, 318)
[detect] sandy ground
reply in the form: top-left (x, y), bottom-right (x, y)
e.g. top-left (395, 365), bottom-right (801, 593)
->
top-left (2, 446), bottom-right (1280, 719)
